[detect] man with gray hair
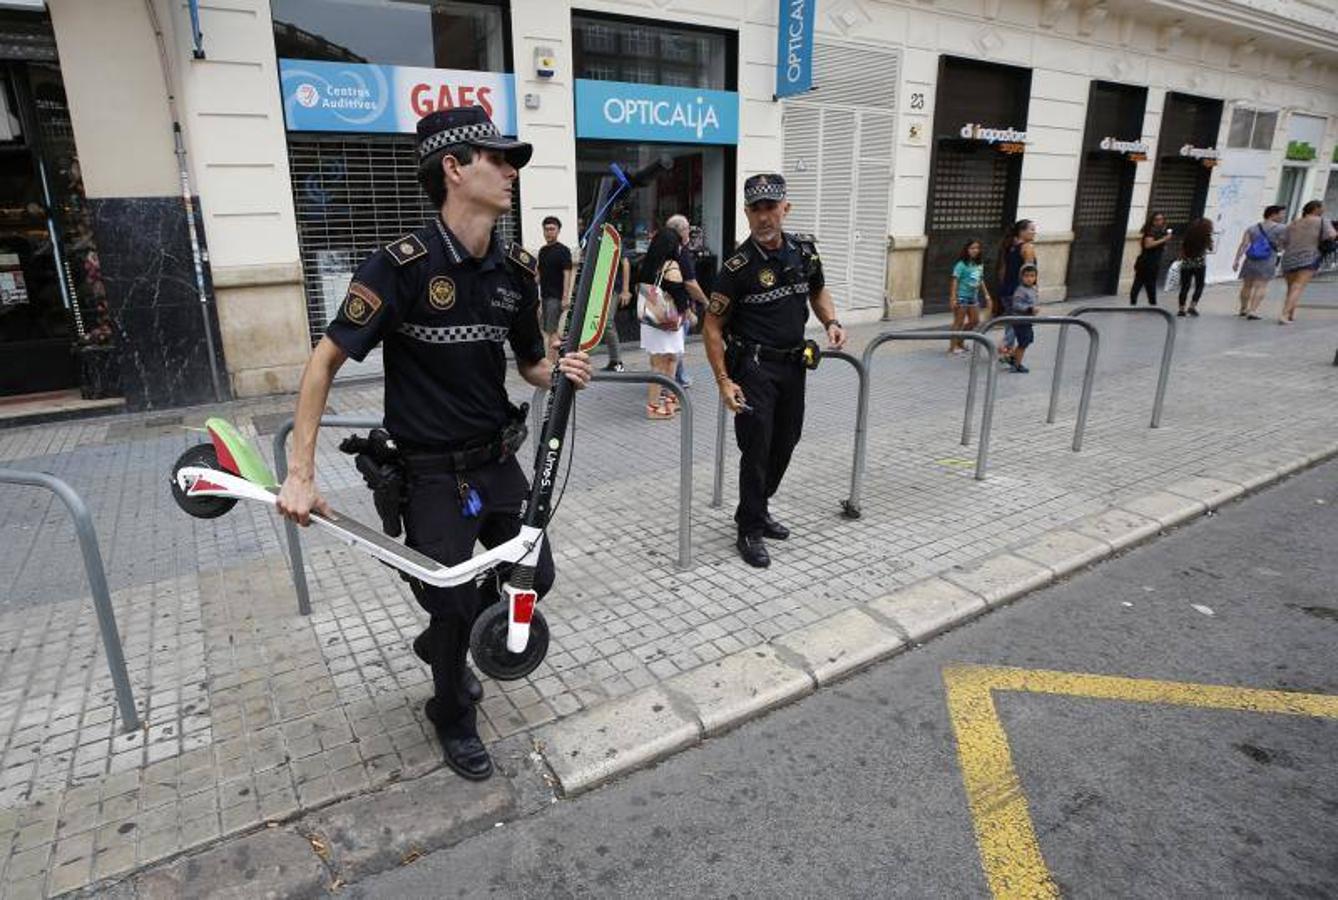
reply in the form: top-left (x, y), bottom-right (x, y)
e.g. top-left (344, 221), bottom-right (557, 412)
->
top-left (665, 214), bottom-right (707, 387)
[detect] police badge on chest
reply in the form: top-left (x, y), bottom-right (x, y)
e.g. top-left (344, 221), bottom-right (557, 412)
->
top-left (492, 286), bottom-right (521, 312)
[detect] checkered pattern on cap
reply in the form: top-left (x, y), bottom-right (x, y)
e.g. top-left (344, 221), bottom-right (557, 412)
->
top-left (744, 173), bottom-right (787, 205)
top-left (419, 122), bottom-right (500, 159)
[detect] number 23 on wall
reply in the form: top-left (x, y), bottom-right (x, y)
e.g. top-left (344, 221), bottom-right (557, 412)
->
top-left (908, 92), bottom-right (925, 110)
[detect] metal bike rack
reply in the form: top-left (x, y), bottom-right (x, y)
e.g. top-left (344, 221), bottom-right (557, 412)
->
top-left (532, 370), bottom-right (693, 569)
top-left (710, 350), bottom-right (866, 511)
top-left (274, 415), bottom-right (383, 615)
top-left (968, 316), bottom-right (1100, 452)
top-left (846, 332), bottom-right (999, 518)
top-left (0, 470), bottom-right (141, 732)
top-left (1058, 305), bottom-right (1175, 428)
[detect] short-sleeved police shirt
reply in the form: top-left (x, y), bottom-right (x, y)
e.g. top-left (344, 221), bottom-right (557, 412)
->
top-left (325, 221), bottom-right (545, 448)
top-left (709, 233), bottom-right (824, 348)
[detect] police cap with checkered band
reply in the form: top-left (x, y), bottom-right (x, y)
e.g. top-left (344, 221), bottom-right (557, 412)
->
top-left (416, 106), bottom-right (533, 170)
top-left (743, 173), bottom-right (787, 206)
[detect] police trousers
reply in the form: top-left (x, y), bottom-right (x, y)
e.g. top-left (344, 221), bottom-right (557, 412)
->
top-left (732, 357), bottom-right (807, 537)
top-left (402, 455), bottom-right (556, 732)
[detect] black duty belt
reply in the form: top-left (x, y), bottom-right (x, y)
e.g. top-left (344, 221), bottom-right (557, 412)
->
top-left (401, 438), bottom-right (507, 474)
top-left (728, 337), bottom-right (822, 370)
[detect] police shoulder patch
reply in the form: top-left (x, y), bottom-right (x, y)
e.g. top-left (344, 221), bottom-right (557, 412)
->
top-left (707, 291), bottom-right (731, 317)
top-left (505, 241), bottom-right (538, 277)
top-left (385, 233), bottom-right (428, 266)
top-left (723, 252), bottom-right (749, 273)
top-left (340, 281), bottom-right (383, 326)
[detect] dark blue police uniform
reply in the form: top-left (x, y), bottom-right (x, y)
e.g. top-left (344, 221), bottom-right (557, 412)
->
top-left (324, 110), bottom-right (552, 756)
top-left (712, 225), bottom-right (823, 543)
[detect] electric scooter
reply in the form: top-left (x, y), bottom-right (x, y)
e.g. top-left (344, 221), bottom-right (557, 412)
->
top-left (169, 156), bottom-right (671, 681)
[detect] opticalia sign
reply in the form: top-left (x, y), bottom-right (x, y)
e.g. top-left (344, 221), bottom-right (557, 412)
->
top-left (960, 123), bottom-right (1027, 154)
top-left (574, 79), bottom-right (739, 145)
top-left (279, 59), bottom-right (516, 135)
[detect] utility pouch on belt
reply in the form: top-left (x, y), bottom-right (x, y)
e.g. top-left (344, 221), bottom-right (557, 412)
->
top-left (801, 339), bottom-right (822, 371)
top-left (338, 429), bottom-right (405, 538)
top-left (499, 402), bottom-right (529, 462)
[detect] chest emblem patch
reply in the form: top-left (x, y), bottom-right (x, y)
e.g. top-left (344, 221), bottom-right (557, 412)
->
top-left (429, 276), bottom-right (456, 311)
top-left (758, 268), bottom-right (777, 288)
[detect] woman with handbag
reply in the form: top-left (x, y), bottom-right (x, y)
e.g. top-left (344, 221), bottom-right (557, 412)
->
top-left (636, 224), bottom-right (694, 419)
top-left (1277, 201), bottom-right (1337, 325)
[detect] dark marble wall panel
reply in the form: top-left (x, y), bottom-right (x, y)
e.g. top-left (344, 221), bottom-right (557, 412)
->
top-left (88, 195), bottom-right (229, 411)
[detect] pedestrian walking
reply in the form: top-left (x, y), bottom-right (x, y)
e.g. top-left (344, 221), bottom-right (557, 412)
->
top-left (665, 214), bottom-right (707, 388)
top-left (948, 239), bottom-right (991, 354)
top-left (274, 107), bottom-right (592, 781)
top-left (1176, 217), bottom-right (1214, 317)
top-left (537, 216), bottom-right (574, 360)
top-left (597, 236), bottom-right (630, 372)
top-left (1277, 200), bottom-right (1337, 324)
top-left (1233, 205), bottom-right (1286, 320)
top-left (995, 219), bottom-right (1037, 361)
top-left (1130, 212), bottom-right (1172, 306)
top-left (703, 173), bottom-right (847, 568)
top-left (637, 222), bottom-right (692, 419)
top-left (1006, 264), bottom-right (1039, 373)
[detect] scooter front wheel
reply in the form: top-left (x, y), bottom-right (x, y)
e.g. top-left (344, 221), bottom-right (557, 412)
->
top-left (469, 600), bottom-right (549, 681)
top-left (170, 443), bottom-right (238, 519)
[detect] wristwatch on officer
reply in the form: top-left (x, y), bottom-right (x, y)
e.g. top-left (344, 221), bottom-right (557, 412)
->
top-left (822, 318), bottom-right (842, 332)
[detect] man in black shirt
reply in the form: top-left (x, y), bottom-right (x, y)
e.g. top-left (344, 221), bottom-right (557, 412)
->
top-left (276, 107), bottom-right (592, 780)
top-left (703, 174), bottom-right (846, 568)
top-left (537, 216), bottom-right (573, 361)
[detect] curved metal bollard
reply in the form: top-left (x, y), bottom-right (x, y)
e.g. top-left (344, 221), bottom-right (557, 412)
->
top-left (847, 332), bottom-right (999, 518)
top-left (274, 415), bottom-right (384, 615)
top-left (968, 316), bottom-right (1100, 452)
top-left (710, 350), bottom-right (867, 513)
top-left (0, 469), bottom-right (141, 732)
top-left (1057, 305), bottom-right (1175, 428)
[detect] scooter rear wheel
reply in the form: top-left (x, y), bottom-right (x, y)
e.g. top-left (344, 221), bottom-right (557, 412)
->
top-left (469, 600), bottom-right (550, 681)
top-left (170, 443), bottom-right (238, 519)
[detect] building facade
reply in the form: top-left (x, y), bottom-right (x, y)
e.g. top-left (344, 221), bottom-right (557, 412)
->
top-left (0, 0), bottom-right (1334, 411)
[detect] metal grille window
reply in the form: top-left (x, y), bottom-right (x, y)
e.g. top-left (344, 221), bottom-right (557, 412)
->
top-left (928, 152), bottom-right (1011, 230)
top-left (287, 134), bottom-right (518, 343)
top-left (1072, 157), bottom-right (1123, 228)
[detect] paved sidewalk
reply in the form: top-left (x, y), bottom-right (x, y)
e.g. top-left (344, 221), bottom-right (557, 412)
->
top-left (1, 280), bottom-right (1337, 896)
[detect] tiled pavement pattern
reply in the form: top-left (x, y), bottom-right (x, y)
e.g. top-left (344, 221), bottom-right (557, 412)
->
top-left (1, 281), bottom-right (1337, 896)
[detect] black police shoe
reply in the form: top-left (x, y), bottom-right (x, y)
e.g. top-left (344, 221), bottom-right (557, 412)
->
top-left (425, 699), bottom-right (493, 781)
top-left (737, 533), bottom-right (771, 568)
top-left (413, 630), bottom-right (484, 703)
top-left (762, 515), bottom-right (790, 541)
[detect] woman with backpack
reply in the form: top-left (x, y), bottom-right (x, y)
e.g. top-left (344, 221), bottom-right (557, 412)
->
top-left (1277, 200), bottom-right (1338, 325)
top-left (1232, 205), bottom-right (1286, 320)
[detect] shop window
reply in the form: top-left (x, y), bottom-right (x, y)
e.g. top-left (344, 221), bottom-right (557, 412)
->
top-left (272, 0), bottom-right (506, 72)
top-left (1227, 107), bottom-right (1278, 151)
top-left (573, 15), bottom-right (727, 89)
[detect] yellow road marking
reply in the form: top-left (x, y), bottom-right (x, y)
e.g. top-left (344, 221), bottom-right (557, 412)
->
top-left (942, 665), bottom-right (1338, 899)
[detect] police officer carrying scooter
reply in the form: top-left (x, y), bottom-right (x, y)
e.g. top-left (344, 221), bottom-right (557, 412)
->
top-left (276, 107), bottom-right (592, 781)
top-left (703, 174), bottom-right (847, 568)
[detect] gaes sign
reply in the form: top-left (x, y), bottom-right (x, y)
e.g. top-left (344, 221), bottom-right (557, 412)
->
top-left (279, 59), bottom-right (516, 135)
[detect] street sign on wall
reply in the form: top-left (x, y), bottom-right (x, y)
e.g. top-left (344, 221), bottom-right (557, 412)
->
top-left (774, 0), bottom-right (815, 98)
top-left (574, 79), bottom-right (738, 145)
top-left (279, 59), bottom-right (517, 135)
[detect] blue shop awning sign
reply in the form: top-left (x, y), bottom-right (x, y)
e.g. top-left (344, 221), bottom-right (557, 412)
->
top-left (574, 79), bottom-right (739, 145)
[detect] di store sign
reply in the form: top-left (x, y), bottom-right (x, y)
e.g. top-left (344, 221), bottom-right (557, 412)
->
top-left (574, 79), bottom-right (739, 145)
top-left (279, 59), bottom-right (517, 135)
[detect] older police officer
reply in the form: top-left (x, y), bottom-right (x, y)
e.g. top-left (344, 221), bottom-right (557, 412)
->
top-left (703, 174), bottom-right (847, 568)
top-left (276, 107), bottom-right (592, 780)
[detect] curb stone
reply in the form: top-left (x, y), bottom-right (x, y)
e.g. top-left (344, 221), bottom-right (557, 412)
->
top-left (1163, 475), bottom-right (1246, 508)
top-left (665, 644), bottom-right (814, 736)
top-left (1117, 491), bottom-right (1207, 529)
top-left (1072, 507), bottom-right (1162, 551)
top-left (941, 553), bottom-right (1054, 607)
top-left (773, 608), bottom-right (906, 686)
top-left (1012, 528), bottom-right (1110, 579)
top-left (865, 578), bottom-right (987, 645)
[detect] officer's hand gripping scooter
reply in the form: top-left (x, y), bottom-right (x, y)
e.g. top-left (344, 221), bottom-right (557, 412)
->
top-left (169, 156), bottom-right (671, 681)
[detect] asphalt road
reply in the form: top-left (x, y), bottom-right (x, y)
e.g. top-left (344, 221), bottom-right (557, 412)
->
top-left (352, 457), bottom-right (1338, 899)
